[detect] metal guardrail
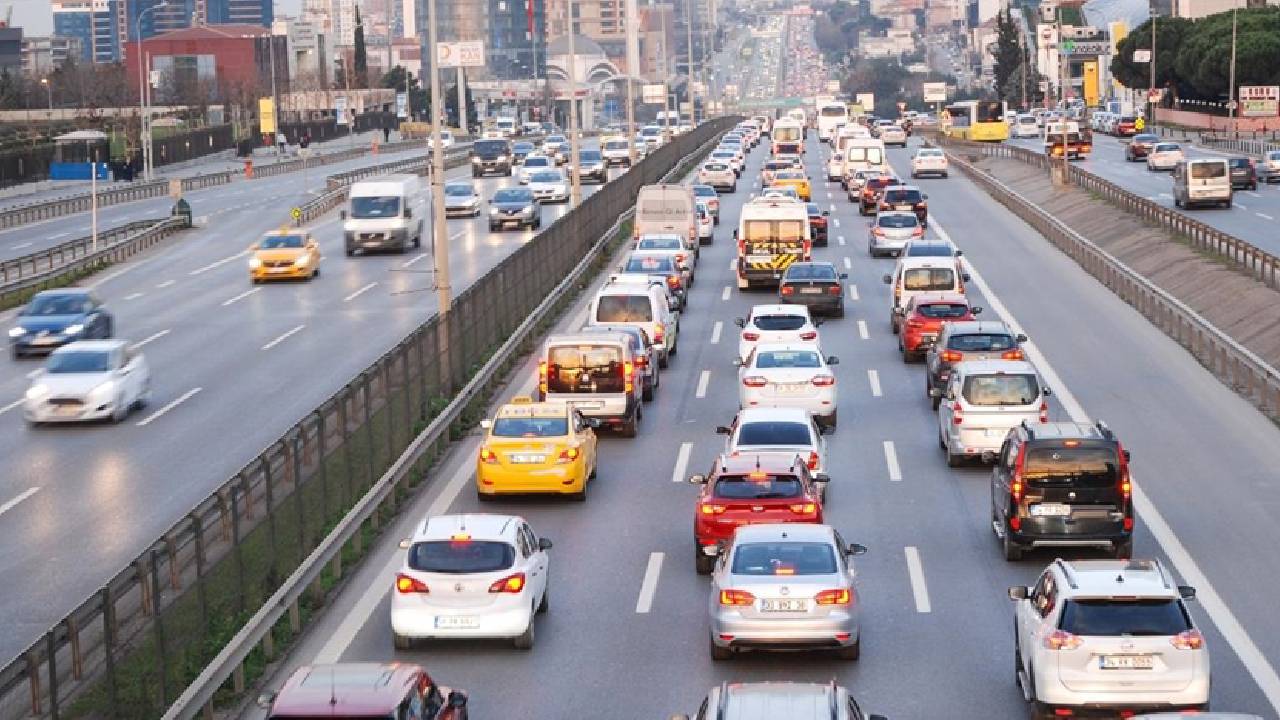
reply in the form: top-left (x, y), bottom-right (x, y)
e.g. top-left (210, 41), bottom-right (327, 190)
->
top-left (941, 146), bottom-right (1280, 422)
top-left (305, 148), bottom-right (473, 224)
top-left (0, 117), bottom-right (738, 720)
top-left (932, 136), bottom-right (1280, 292)
top-left (0, 181), bottom-right (168, 230)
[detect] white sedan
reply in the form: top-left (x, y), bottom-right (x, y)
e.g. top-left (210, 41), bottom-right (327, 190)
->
top-left (736, 342), bottom-right (839, 428)
top-left (735, 304), bottom-right (820, 361)
top-left (25, 340), bottom-right (150, 424)
top-left (718, 405), bottom-right (833, 497)
top-left (1147, 142), bottom-right (1185, 171)
top-left (518, 155), bottom-right (555, 184)
top-left (528, 169), bottom-right (570, 203)
top-left (696, 202), bottom-right (715, 245)
top-left (911, 148), bottom-right (948, 178)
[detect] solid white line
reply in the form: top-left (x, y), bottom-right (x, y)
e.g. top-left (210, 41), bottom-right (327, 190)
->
top-left (883, 440), bottom-right (902, 481)
top-left (156, 280), bottom-right (175, 288)
top-left (727, 259), bottom-right (735, 272)
top-left (221, 287), bottom-right (260, 306)
top-left (904, 546), bottom-right (932, 613)
top-left (868, 369), bottom-right (882, 397)
top-left (0, 487), bottom-right (40, 517)
top-left (672, 442), bottom-right (693, 483)
top-left (10, 242), bottom-right (32, 250)
top-left (857, 320), bottom-right (869, 340)
top-left (848, 283), bottom-right (859, 301)
top-left (343, 282), bottom-right (378, 302)
top-left (695, 370), bottom-right (711, 398)
top-left (262, 324), bottom-right (305, 350)
top-left (635, 552), bottom-right (665, 614)
top-left (1257, 213), bottom-right (1274, 221)
top-left (190, 250), bottom-right (248, 276)
top-left (843, 257), bottom-right (851, 270)
top-left (136, 387), bottom-right (202, 427)
top-left (0, 398), bottom-right (23, 415)
top-left (49, 232), bottom-right (69, 239)
top-left (721, 286), bottom-right (731, 301)
top-left (931, 216), bottom-right (1280, 714)
top-left (131, 329), bottom-right (170, 349)
top-left (401, 253), bottom-right (430, 268)
top-left (123, 292), bottom-right (143, 301)
top-left (837, 236), bottom-right (846, 246)
top-left (710, 321), bottom-right (723, 344)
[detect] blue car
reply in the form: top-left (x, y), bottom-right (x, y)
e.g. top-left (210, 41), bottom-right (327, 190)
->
top-left (8, 289), bottom-right (113, 359)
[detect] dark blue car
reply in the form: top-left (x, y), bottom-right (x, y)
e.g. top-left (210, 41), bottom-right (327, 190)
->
top-left (8, 289), bottom-right (113, 359)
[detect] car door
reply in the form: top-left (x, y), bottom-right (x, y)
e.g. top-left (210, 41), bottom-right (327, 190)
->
top-left (991, 437), bottom-right (1015, 521)
top-left (85, 294), bottom-right (107, 337)
top-left (938, 373), bottom-right (959, 442)
top-left (521, 524), bottom-right (549, 602)
top-left (121, 347), bottom-right (143, 404)
top-left (1019, 572), bottom-right (1058, 675)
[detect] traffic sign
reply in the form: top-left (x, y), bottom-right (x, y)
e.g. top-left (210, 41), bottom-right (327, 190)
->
top-left (1059, 40), bottom-right (1110, 55)
top-left (291, 207), bottom-right (302, 222)
top-left (437, 41), bottom-right (486, 68)
top-left (1132, 49), bottom-right (1151, 63)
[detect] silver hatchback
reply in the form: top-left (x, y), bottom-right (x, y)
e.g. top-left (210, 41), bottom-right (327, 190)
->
top-left (868, 211), bottom-right (923, 257)
top-left (708, 524), bottom-right (866, 661)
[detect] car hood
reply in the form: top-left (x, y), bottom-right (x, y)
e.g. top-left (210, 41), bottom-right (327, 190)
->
top-left (493, 201), bottom-right (534, 212)
top-left (17, 314), bottom-right (84, 332)
top-left (444, 194), bottom-right (479, 206)
top-left (34, 372), bottom-right (114, 397)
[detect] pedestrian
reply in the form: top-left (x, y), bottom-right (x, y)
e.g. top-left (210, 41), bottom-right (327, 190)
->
top-left (276, 131), bottom-right (287, 154)
top-left (383, 124), bottom-right (391, 143)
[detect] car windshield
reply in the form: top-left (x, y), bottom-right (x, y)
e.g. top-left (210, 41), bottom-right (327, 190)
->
top-left (473, 140), bottom-right (507, 154)
top-left (605, 140), bottom-right (629, 150)
top-left (948, 333), bottom-right (1016, 351)
top-left (494, 188), bottom-right (532, 203)
top-left (902, 267), bottom-right (955, 291)
top-left (961, 374), bottom-right (1038, 405)
top-left (491, 417), bottom-right (569, 437)
top-left (408, 540), bottom-right (515, 574)
top-left (806, 203), bottom-right (821, 217)
top-left (786, 264), bottom-right (838, 280)
top-left (350, 196), bottom-right (400, 218)
top-left (1059, 599), bottom-right (1191, 636)
top-left (713, 475), bottom-right (804, 499)
top-left (1154, 144), bottom-right (1180, 152)
top-left (546, 345), bottom-right (625, 393)
top-left (737, 421), bottom-right (811, 446)
top-left (624, 255), bottom-right (676, 273)
top-left (260, 234), bottom-right (306, 249)
top-left (24, 294), bottom-right (90, 316)
top-left (731, 542), bottom-right (837, 576)
top-left (1023, 443), bottom-right (1119, 487)
top-left (879, 214), bottom-right (919, 229)
top-left (918, 149), bottom-right (943, 157)
top-left (638, 236), bottom-right (683, 250)
top-left (712, 151), bottom-right (734, 159)
top-left (531, 171), bottom-right (563, 183)
top-left (884, 189), bottom-right (923, 204)
top-left (46, 350), bottom-right (111, 373)
top-left (596, 295), bottom-right (653, 322)
top-left (1190, 162), bottom-right (1226, 179)
top-left (752, 313), bottom-right (807, 331)
top-left (444, 184), bottom-right (474, 197)
top-left (756, 350), bottom-right (821, 369)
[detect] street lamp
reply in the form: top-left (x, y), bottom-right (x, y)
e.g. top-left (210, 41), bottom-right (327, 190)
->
top-left (566, 1), bottom-right (582, 206)
top-left (426, 0), bottom-right (451, 316)
top-left (135, 2), bottom-right (168, 182)
top-left (40, 77), bottom-right (52, 111)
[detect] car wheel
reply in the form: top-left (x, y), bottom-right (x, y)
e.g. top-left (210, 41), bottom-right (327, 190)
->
top-left (695, 550), bottom-right (715, 575)
top-left (1002, 532), bottom-right (1024, 561)
top-left (345, 247), bottom-right (355, 257)
top-left (709, 635), bottom-right (732, 661)
top-left (620, 411), bottom-right (638, 438)
top-left (489, 223), bottom-right (499, 231)
top-left (835, 636), bottom-right (861, 661)
top-left (513, 616), bottom-right (535, 649)
top-left (822, 409), bottom-right (837, 429)
top-left (1112, 538), bottom-right (1133, 559)
top-left (393, 633), bottom-right (414, 651)
top-left (312, 266), bottom-right (320, 278)
top-left (931, 394), bottom-right (941, 411)
top-left (834, 305), bottom-right (845, 318)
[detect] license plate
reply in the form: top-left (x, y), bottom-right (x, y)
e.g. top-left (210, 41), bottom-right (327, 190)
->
top-left (895, 205), bottom-right (913, 210)
top-left (760, 599), bottom-right (809, 613)
top-left (1030, 503), bottom-right (1071, 517)
top-left (748, 255), bottom-right (772, 263)
top-left (269, 267), bottom-right (288, 273)
top-left (434, 616), bottom-right (480, 629)
top-left (509, 454), bottom-right (546, 464)
top-left (779, 383), bottom-right (809, 395)
top-left (800, 287), bottom-right (823, 294)
top-left (1100, 655), bottom-right (1154, 670)
top-left (362, 241), bottom-right (381, 247)
top-left (31, 337), bottom-right (56, 345)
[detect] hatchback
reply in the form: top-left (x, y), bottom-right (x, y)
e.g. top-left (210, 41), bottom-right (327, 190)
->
top-left (868, 211), bottom-right (923, 258)
top-left (935, 359), bottom-right (1049, 466)
top-left (737, 343), bottom-right (839, 428)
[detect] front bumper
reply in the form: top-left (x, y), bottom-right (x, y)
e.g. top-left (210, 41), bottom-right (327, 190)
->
top-left (782, 293), bottom-right (843, 313)
top-left (445, 203), bottom-right (480, 217)
top-left (345, 229), bottom-right (410, 252)
top-left (252, 264), bottom-right (312, 280)
top-left (10, 335), bottom-right (76, 355)
top-left (472, 159), bottom-right (511, 175)
top-left (25, 396), bottom-right (118, 422)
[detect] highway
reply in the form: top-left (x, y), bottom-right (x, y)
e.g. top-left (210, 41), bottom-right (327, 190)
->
top-left (0, 139), bottom-right (620, 663)
top-left (256, 130), bottom-right (1280, 717)
top-left (1007, 132), bottom-right (1280, 252)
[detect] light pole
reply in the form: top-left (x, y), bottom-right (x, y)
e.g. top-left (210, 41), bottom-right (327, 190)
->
top-left (624, 0), bottom-right (638, 163)
top-left (566, 1), bottom-right (582, 206)
top-left (426, 0), bottom-right (451, 315)
top-left (134, 2), bottom-right (166, 182)
top-left (1148, 2), bottom-right (1156, 126)
top-left (1226, 1), bottom-right (1239, 137)
top-left (685, 0), bottom-right (695, 123)
top-left (40, 77), bottom-right (52, 111)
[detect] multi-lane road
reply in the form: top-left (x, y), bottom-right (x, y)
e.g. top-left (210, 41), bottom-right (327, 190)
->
top-left (255, 129), bottom-right (1280, 718)
top-left (0, 139), bottom-right (623, 662)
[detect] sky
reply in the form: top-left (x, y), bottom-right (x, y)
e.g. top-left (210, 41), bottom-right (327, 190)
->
top-left (11, 0), bottom-right (304, 37)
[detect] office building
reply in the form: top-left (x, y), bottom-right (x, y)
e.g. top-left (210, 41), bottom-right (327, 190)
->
top-left (22, 36), bottom-right (84, 75)
top-left (125, 24), bottom-right (288, 100)
top-left (52, 0), bottom-right (121, 63)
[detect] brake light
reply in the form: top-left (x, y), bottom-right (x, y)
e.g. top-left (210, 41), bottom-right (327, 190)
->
top-left (781, 286), bottom-right (795, 295)
top-left (1037, 401), bottom-right (1048, 424)
top-left (1171, 629), bottom-right (1204, 650)
top-left (488, 572), bottom-right (527, 593)
top-left (635, 356), bottom-right (648, 368)
top-left (872, 227), bottom-right (885, 236)
top-left (479, 447), bottom-right (499, 464)
top-left (912, 226), bottom-right (924, 236)
top-left (653, 323), bottom-right (664, 343)
top-left (803, 240), bottom-right (812, 258)
top-left (941, 350), bottom-right (964, 363)
top-left (675, 253), bottom-right (686, 264)
top-left (1011, 446), bottom-right (1026, 507)
top-left (1001, 348), bottom-right (1025, 360)
top-left (806, 450), bottom-right (819, 470)
top-left (814, 588), bottom-right (850, 605)
top-left (789, 502), bottom-right (817, 514)
top-left (1043, 629), bottom-right (1083, 650)
top-left (699, 502), bottom-right (727, 515)
top-left (811, 375), bottom-right (835, 387)
top-left (538, 361), bottom-right (548, 395)
top-left (742, 331), bottom-right (760, 341)
top-left (667, 275), bottom-right (681, 289)
top-left (829, 285), bottom-right (841, 295)
top-left (556, 447), bottom-right (580, 463)
top-left (742, 376), bottom-right (768, 387)
top-left (395, 573), bottom-right (429, 594)
top-left (719, 589), bottom-right (756, 606)
top-left (624, 361), bottom-right (635, 393)
top-left (952, 404), bottom-right (964, 425)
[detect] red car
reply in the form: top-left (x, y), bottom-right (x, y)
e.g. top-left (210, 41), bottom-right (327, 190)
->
top-left (1114, 116), bottom-right (1138, 136)
top-left (806, 202), bottom-right (829, 246)
top-left (859, 175), bottom-right (900, 216)
top-left (898, 292), bottom-right (981, 362)
top-left (261, 663), bottom-right (468, 719)
top-left (689, 454), bottom-right (823, 574)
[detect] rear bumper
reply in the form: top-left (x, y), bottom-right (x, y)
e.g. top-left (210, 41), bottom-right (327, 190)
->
top-left (710, 611), bottom-right (858, 649)
top-left (1009, 517), bottom-right (1130, 547)
top-left (781, 294), bottom-right (843, 313)
top-left (391, 604), bottom-right (533, 639)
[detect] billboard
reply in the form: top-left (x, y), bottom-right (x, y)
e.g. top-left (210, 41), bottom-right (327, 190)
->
top-left (922, 82), bottom-right (947, 102)
top-left (642, 84), bottom-right (667, 104)
top-left (335, 96), bottom-right (348, 125)
top-left (1239, 86), bottom-right (1279, 118)
top-left (855, 92), bottom-right (875, 110)
top-left (258, 97), bottom-right (276, 134)
top-left (437, 41), bottom-right (486, 68)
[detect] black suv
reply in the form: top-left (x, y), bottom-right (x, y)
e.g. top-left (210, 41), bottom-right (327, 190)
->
top-left (470, 139), bottom-right (513, 177)
top-left (990, 421), bottom-right (1133, 561)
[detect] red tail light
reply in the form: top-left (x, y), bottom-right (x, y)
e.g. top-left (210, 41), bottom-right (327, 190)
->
top-left (395, 573), bottom-right (429, 594)
top-left (829, 285), bottom-right (841, 295)
top-left (872, 227), bottom-right (885, 236)
top-left (803, 240), bottom-right (812, 257)
top-left (806, 451), bottom-right (819, 470)
top-left (781, 286), bottom-right (795, 295)
top-left (667, 275), bottom-right (681, 288)
top-left (1011, 446), bottom-right (1026, 504)
top-left (479, 447), bottom-right (499, 464)
top-left (799, 331), bottom-right (817, 341)
top-left (742, 376), bottom-right (768, 387)
top-left (674, 253), bottom-right (686, 264)
top-left (538, 360), bottom-right (548, 395)
top-left (811, 375), bottom-right (835, 387)
top-left (556, 447), bottom-right (580, 463)
top-left (1001, 348), bottom-right (1025, 360)
top-left (1043, 629), bottom-right (1083, 650)
top-left (742, 331), bottom-right (760, 341)
top-left (653, 323), bottom-right (664, 343)
top-left (941, 350), bottom-right (964, 363)
top-left (814, 588), bottom-right (851, 605)
top-left (488, 572), bottom-right (527, 593)
top-left (1039, 401), bottom-right (1048, 424)
top-left (1171, 629), bottom-right (1204, 650)
top-left (952, 405), bottom-right (964, 425)
top-left (789, 502), bottom-right (817, 514)
top-left (719, 589), bottom-right (756, 606)
top-left (634, 356), bottom-right (648, 368)
top-left (699, 502), bottom-right (727, 515)
top-left (912, 226), bottom-right (924, 236)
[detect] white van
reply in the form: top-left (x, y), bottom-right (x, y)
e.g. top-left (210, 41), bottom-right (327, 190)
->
top-left (1173, 158), bottom-right (1232, 209)
top-left (883, 257), bottom-right (969, 333)
top-left (934, 360), bottom-right (1050, 466)
top-left (586, 276), bottom-right (679, 367)
top-left (634, 184), bottom-right (698, 248)
top-left (341, 174), bottom-right (427, 255)
top-left (494, 117), bottom-right (518, 137)
top-left (537, 332), bottom-right (645, 436)
top-left (840, 138), bottom-right (888, 185)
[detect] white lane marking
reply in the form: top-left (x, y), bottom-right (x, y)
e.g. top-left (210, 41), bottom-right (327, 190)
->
top-left (89, 260), bottom-right (151, 289)
top-left (831, 218), bottom-right (841, 228)
top-left (49, 232), bottom-right (69, 239)
top-left (931, 216), bottom-right (1280, 714)
top-left (721, 286), bottom-right (731, 301)
top-left (0, 487), bottom-right (40, 517)
top-left (849, 283), bottom-right (859, 301)
top-left (343, 282), bottom-right (378, 302)
top-left (857, 320), bottom-right (869, 340)
top-left (262, 324), bottom-right (306, 350)
top-left (1236, 202), bottom-right (1249, 210)
top-left (710, 321), bottom-right (723, 344)
top-left (695, 370), bottom-right (711, 398)
top-left (883, 440), bottom-right (902, 481)
top-left (1257, 213), bottom-right (1274, 221)
top-left (634, 552), bottom-right (665, 614)
top-left (837, 236), bottom-right (846, 246)
top-left (10, 242), bottom-right (32, 250)
top-left (904, 546), bottom-right (932, 613)
top-left (190, 250), bottom-right (248, 276)
top-left (0, 397), bottom-right (23, 415)
top-left (448, 230), bottom-right (465, 242)
top-left (672, 442), bottom-right (693, 484)
top-left (868, 369), bottom-right (882, 397)
top-left (156, 280), bottom-right (175, 288)
top-left (136, 387), bottom-right (202, 427)
top-left (727, 259), bottom-right (735, 272)
top-left (315, 456), bottom-right (476, 664)
top-left (221, 287), bottom-right (260, 306)
top-left (401, 253), bottom-right (430, 268)
top-left (123, 292), bottom-right (143, 301)
top-left (131, 329), bottom-right (170, 349)
top-left (843, 257), bottom-right (851, 270)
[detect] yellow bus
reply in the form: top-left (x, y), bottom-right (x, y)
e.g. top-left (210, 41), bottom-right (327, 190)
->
top-left (942, 100), bottom-right (1009, 142)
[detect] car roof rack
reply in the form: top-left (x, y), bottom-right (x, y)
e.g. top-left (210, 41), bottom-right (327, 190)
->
top-left (1053, 558), bottom-right (1079, 589)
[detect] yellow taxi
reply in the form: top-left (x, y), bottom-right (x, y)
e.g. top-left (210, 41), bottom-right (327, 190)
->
top-left (476, 397), bottom-right (599, 501)
top-left (249, 229), bottom-right (322, 283)
top-left (772, 169), bottom-right (812, 201)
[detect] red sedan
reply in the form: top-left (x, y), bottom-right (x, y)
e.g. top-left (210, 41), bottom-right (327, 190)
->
top-left (899, 292), bottom-right (982, 362)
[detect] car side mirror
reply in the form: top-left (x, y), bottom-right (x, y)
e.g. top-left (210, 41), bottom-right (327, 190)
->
top-left (822, 210), bottom-right (830, 216)
top-left (398, 538), bottom-right (411, 550)
top-left (688, 474), bottom-right (707, 484)
top-left (732, 358), bottom-right (743, 367)
top-left (954, 249), bottom-right (964, 257)
top-left (256, 691), bottom-right (278, 709)
top-left (734, 317), bottom-right (746, 328)
top-left (715, 425), bottom-right (731, 435)
top-left (922, 193), bottom-right (929, 200)
top-left (538, 538), bottom-right (554, 551)
top-left (1123, 449), bottom-right (1132, 462)
top-left (1016, 333), bottom-right (1028, 343)
top-left (339, 210), bottom-right (347, 219)
top-left (1008, 585), bottom-right (1029, 601)
top-left (404, 208), bottom-right (413, 218)
top-left (826, 356), bottom-right (839, 365)
top-left (1042, 388), bottom-right (1052, 397)
top-left (479, 419), bottom-right (493, 429)
top-left (448, 690), bottom-right (468, 708)
top-left (1178, 585), bottom-right (1197, 600)
top-left (732, 229), bottom-right (738, 240)
top-left (962, 273), bottom-right (972, 282)
top-left (846, 543), bottom-right (868, 556)
top-left (971, 306), bottom-right (983, 315)
top-left (882, 274), bottom-right (892, 284)
top-left (839, 272), bottom-right (848, 279)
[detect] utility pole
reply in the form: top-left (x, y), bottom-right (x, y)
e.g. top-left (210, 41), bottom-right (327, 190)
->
top-left (625, 0), bottom-right (638, 162)
top-left (685, 0), bottom-right (695, 123)
top-left (457, 67), bottom-right (468, 135)
top-left (1148, 5), bottom-right (1156, 126)
top-left (567, 0), bottom-right (582, 205)
top-left (427, 0), bottom-right (450, 314)
top-left (1227, 2), bottom-right (1238, 138)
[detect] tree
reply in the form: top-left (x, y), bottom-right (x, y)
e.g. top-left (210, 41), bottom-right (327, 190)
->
top-left (381, 65), bottom-right (428, 118)
top-left (992, 9), bottom-right (1023, 104)
top-left (1111, 15), bottom-right (1193, 101)
top-left (353, 7), bottom-right (368, 89)
top-left (1174, 7), bottom-right (1280, 100)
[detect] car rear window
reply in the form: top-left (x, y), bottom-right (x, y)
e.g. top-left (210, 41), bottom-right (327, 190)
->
top-left (786, 264), bottom-right (838, 280)
top-left (731, 542), bottom-right (837, 576)
top-left (408, 540), bottom-right (515, 573)
top-left (756, 350), bottom-right (821, 369)
top-left (961, 374), bottom-right (1039, 406)
top-left (947, 333), bottom-right (1016, 351)
top-left (917, 303), bottom-right (969, 319)
top-left (524, 157), bottom-right (551, 167)
top-left (637, 236), bottom-right (683, 250)
top-left (1228, 158), bottom-right (1251, 168)
top-left (492, 417), bottom-right (569, 437)
top-left (1023, 442), bottom-right (1119, 488)
top-left (1190, 162), bottom-right (1226, 179)
top-left (752, 314), bottom-right (807, 331)
top-left (1059, 599), bottom-right (1191, 636)
top-left (596, 295), bottom-right (653, 322)
top-left (714, 475), bottom-right (804, 499)
top-left (737, 421), bottom-right (812, 446)
top-left (546, 344), bottom-right (625, 393)
top-left (902, 268), bottom-right (956, 291)
top-left (623, 255), bottom-right (676, 273)
top-left (884, 189), bottom-right (923, 204)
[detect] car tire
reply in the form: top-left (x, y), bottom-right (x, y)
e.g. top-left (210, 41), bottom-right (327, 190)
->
top-left (834, 304), bottom-right (845, 318)
top-left (709, 636), bottom-right (732, 661)
top-left (835, 636), bottom-right (861, 661)
top-left (476, 490), bottom-right (495, 502)
top-left (513, 617), bottom-right (535, 649)
top-left (393, 633), bottom-right (414, 651)
top-left (345, 247), bottom-right (355, 257)
top-left (942, 172), bottom-right (949, 178)
top-left (620, 411), bottom-right (639, 438)
top-left (821, 409), bottom-right (837, 429)
top-left (1002, 532), bottom-right (1024, 561)
top-left (695, 550), bottom-right (716, 575)
top-left (111, 396), bottom-right (129, 423)
top-left (489, 223), bottom-right (499, 232)
top-left (1112, 538), bottom-right (1133, 560)
top-left (312, 266), bottom-right (320, 278)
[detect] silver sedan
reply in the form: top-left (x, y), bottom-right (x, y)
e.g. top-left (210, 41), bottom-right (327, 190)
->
top-left (708, 523), bottom-right (866, 661)
top-left (868, 211), bottom-right (923, 258)
top-left (443, 181), bottom-right (482, 217)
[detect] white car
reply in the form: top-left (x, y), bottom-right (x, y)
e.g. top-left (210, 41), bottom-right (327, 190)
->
top-left (1011, 114), bottom-right (1040, 138)
top-left (880, 125), bottom-right (908, 147)
top-left (934, 359), bottom-right (1049, 467)
top-left (698, 162), bottom-right (737, 192)
top-left (518, 155), bottom-right (554, 184)
top-left (718, 406), bottom-right (833, 496)
top-left (695, 201), bottom-right (714, 245)
top-left (443, 181), bottom-right (482, 217)
top-left (426, 130), bottom-right (455, 149)
top-left (911, 148), bottom-right (948, 178)
top-left (709, 149), bottom-right (743, 175)
top-left (1147, 142), bottom-right (1185, 171)
top-left (826, 153), bottom-right (844, 182)
top-left (24, 340), bottom-right (151, 424)
top-left (640, 126), bottom-right (663, 148)
top-left (528, 168), bottom-right (570, 203)
top-left (737, 342), bottom-right (839, 428)
top-left (391, 513), bottom-right (552, 649)
top-left (735, 304), bottom-right (820, 361)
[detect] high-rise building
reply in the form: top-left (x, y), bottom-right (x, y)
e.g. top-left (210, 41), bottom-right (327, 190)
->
top-left (22, 35), bottom-right (84, 75)
top-left (206, 0), bottom-right (275, 27)
top-left (416, 0), bottom-right (543, 81)
top-left (53, 0), bottom-right (121, 63)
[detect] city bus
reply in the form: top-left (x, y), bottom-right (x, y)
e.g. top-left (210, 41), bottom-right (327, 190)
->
top-left (942, 100), bottom-right (1009, 142)
top-left (817, 102), bottom-right (850, 143)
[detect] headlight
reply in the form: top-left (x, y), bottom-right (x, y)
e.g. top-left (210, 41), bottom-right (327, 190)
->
top-left (524, 205), bottom-right (537, 215)
top-left (25, 384), bottom-right (48, 400)
top-left (63, 323), bottom-right (84, 335)
top-left (497, 155), bottom-right (509, 162)
top-left (489, 206), bottom-right (499, 215)
top-left (471, 157), bottom-right (481, 163)
top-left (8, 327), bottom-right (25, 338)
top-left (249, 257), bottom-right (262, 269)
top-left (294, 255), bottom-right (310, 267)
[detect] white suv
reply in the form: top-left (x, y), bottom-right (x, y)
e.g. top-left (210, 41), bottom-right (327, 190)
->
top-left (1009, 559), bottom-right (1209, 719)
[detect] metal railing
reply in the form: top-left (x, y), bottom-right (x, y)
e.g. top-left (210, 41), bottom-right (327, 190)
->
top-left (0, 182), bottom-right (168, 230)
top-left (931, 136), bottom-right (1280, 292)
top-left (0, 117), bottom-right (737, 720)
top-left (940, 147), bottom-right (1280, 422)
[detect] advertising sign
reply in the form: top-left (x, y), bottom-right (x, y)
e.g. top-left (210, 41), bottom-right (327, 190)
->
top-left (642, 83), bottom-right (667, 104)
top-left (1132, 49), bottom-right (1151, 63)
top-left (396, 92), bottom-right (408, 119)
top-left (855, 93), bottom-right (875, 110)
top-left (1059, 40), bottom-right (1110, 55)
top-left (258, 97), bottom-right (276, 134)
top-left (922, 82), bottom-right (947, 102)
top-left (437, 41), bottom-right (486, 68)
top-left (1239, 86), bottom-right (1279, 118)
top-left (335, 96), bottom-right (348, 125)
